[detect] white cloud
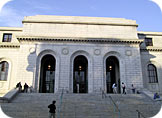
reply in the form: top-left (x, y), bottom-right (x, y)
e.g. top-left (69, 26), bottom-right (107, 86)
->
top-left (0, 0), bottom-right (23, 27)
top-left (151, 0), bottom-right (162, 13)
top-left (0, 5), bottom-right (23, 27)
top-left (0, 0), bottom-right (12, 12)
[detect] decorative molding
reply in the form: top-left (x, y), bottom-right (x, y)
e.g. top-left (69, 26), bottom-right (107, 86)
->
top-left (140, 47), bottom-right (162, 52)
top-left (140, 48), bottom-right (162, 52)
top-left (62, 48), bottom-right (69, 55)
top-left (125, 50), bottom-right (132, 56)
top-left (0, 43), bottom-right (20, 48)
top-left (94, 49), bottom-right (101, 55)
top-left (17, 37), bottom-right (143, 44)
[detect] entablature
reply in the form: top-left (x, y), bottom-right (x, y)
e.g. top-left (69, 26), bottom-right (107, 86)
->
top-left (140, 47), bottom-right (162, 52)
top-left (17, 36), bottom-right (143, 44)
top-left (0, 43), bottom-right (20, 48)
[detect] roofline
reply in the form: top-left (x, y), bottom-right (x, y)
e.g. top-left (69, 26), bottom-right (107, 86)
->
top-left (22, 21), bottom-right (138, 27)
top-left (22, 15), bottom-right (138, 27)
top-left (138, 31), bottom-right (162, 36)
top-left (0, 27), bottom-right (23, 31)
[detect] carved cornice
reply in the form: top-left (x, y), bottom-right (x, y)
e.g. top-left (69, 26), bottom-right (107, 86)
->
top-left (140, 47), bottom-right (162, 52)
top-left (0, 43), bottom-right (20, 48)
top-left (17, 37), bottom-right (143, 44)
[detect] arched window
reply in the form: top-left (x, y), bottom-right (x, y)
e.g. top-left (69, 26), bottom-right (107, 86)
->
top-left (0, 61), bottom-right (9, 81)
top-left (147, 64), bottom-right (158, 83)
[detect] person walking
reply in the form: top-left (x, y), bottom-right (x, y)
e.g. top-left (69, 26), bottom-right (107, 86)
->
top-left (48, 100), bottom-right (56, 118)
top-left (121, 82), bottom-right (126, 94)
top-left (112, 83), bottom-right (117, 94)
top-left (16, 82), bottom-right (22, 92)
top-left (131, 84), bottom-right (136, 94)
top-left (24, 83), bottom-right (29, 93)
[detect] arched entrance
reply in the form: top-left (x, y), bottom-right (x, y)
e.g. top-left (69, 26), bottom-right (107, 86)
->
top-left (39, 55), bottom-right (56, 93)
top-left (73, 55), bottom-right (88, 93)
top-left (106, 56), bottom-right (120, 93)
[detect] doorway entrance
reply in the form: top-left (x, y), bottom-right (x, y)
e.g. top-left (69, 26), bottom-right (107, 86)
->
top-left (73, 55), bottom-right (88, 93)
top-left (39, 55), bottom-right (55, 93)
top-left (106, 56), bottom-right (120, 93)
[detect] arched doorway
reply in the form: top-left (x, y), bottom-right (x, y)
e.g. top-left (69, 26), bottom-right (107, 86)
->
top-left (39, 55), bottom-right (56, 93)
top-left (106, 56), bottom-right (120, 93)
top-left (73, 55), bottom-right (88, 93)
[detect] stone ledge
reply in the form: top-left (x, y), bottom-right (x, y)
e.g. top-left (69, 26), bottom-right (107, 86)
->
top-left (23, 15), bottom-right (138, 27)
top-left (17, 37), bottom-right (143, 44)
top-left (0, 27), bottom-right (22, 31)
top-left (0, 89), bottom-right (19, 103)
top-left (138, 31), bottom-right (162, 36)
top-left (0, 43), bottom-right (20, 48)
top-left (140, 47), bottom-right (162, 52)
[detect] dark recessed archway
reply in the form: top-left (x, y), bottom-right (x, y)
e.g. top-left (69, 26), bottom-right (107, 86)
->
top-left (106, 56), bottom-right (120, 93)
top-left (39, 55), bottom-right (56, 93)
top-left (73, 55), bottom-right (88, 93)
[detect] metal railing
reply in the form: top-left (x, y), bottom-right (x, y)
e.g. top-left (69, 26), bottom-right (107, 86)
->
top-left (136, 110), bottom-right (146, 118)
top-left (57, 89), bottom-right (64, 118)
top-left (109, 96), bottom-right (120, 118)
top-left (101, 90), bottom-right (107, 99)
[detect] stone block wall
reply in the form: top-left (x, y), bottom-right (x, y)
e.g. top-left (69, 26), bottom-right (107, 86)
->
top-left (139, 32), bottom-right (162, 93)
top-left (16, 41), bottom-right (143, 93)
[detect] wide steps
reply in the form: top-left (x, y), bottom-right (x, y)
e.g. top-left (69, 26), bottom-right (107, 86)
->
top-left (0, 93), bottom-right (161, 118)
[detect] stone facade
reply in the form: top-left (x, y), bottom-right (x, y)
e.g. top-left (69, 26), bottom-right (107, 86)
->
top-left (0, 15), bottom-right (161, 95)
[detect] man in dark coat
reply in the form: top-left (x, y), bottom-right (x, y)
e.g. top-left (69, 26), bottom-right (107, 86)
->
top-left (24, 83), bottom-right (29, 93)
top-left (48, 100), bottom-right (56, 118)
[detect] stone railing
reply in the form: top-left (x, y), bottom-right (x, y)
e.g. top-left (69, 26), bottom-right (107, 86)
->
top-left (0, 89), bottom-right (19, 103)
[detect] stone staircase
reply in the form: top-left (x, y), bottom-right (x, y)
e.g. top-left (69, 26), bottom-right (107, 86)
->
top-left (0, 93), bottom-right (161, 118)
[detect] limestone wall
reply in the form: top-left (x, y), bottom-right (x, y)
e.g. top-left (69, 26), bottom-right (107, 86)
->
top-left (16, 41), bottom-right (143, 93)
top-left (139, 31), bottom-right (162, 93)
top-left (1, 16), bottom-right (162, 94)
top-left (22, 15), bottom-right (138, 39)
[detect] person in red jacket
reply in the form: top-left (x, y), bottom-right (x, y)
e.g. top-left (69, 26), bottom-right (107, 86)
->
top-left (48, 100), bottom-right (56, 118)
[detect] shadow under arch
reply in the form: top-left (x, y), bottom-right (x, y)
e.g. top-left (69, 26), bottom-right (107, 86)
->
top-left (69, 50), bottom-right (93, 93)
top-left (35, 49), bottom-right (60, 93)
top-left (103, 51), bottom-right (122, 93)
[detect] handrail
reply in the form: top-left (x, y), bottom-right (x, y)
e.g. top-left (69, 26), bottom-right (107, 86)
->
top-left (109, 96), bottom-right (120, 118)
top-left (109, 96), bottom-right (120, 113)
top-left (101, 90), bottom-right (106, 99)
top-left (136, 110), bottom-right (146, 118)
top-left (57, 89), bottom-right (64, 118)
top-left (0, 97), bottom-right (9, 103)
top-left (0, 88), bottom-right (19, 103)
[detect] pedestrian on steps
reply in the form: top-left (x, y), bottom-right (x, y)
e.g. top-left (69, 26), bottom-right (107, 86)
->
top-left (112, 83), bottom-right (117, 94)
top-left (24, 83), bottom-right (29, 93)
top-left (122, 82), bottom-right (126, 94)
top-left (48, 100), bottom-right (56, 118)
top-left (16, 82), bottom-right (22, 92)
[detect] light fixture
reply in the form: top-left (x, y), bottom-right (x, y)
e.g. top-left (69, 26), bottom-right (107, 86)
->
top-left (48, 65), bottom-right (51, 70)
top-left (79, 66), bottom-right (82, 70)
top-left (109, 66), bottom-right (112, 70)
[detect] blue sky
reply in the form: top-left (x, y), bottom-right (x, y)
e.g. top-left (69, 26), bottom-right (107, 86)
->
top-left (0, 0), bottom-right (162, 32)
